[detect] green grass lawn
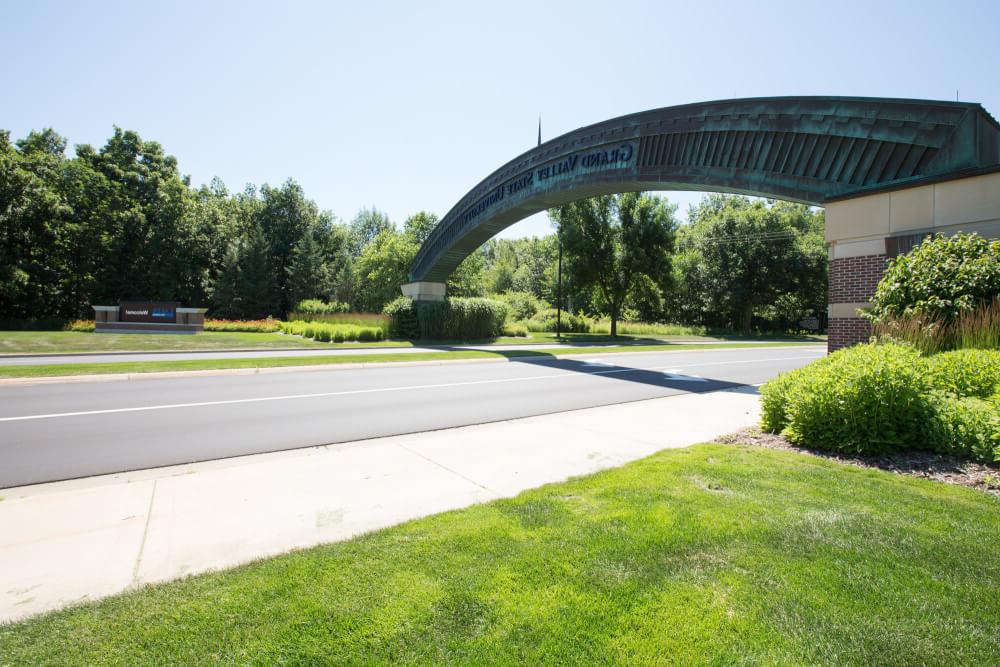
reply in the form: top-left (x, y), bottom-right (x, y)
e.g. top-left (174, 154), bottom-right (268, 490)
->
top-left (0, 330), bottom-right (336, 354)
top-left (0, 342), bottom-right (822, 379)
top-left (1, 444), bottom-right (996, 665)
top-left (0, 330), bottom-right (827, 355)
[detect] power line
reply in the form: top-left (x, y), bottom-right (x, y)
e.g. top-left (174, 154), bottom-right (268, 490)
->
top-left (676, 230), bottom-right (801, 249)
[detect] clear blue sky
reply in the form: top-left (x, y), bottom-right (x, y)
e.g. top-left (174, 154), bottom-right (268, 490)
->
top-left (3, 0), bottom-right (999, 238)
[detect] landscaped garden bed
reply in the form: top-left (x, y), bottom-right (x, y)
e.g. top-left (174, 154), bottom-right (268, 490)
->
top-left (719, 426), bottom-right (1000, 497)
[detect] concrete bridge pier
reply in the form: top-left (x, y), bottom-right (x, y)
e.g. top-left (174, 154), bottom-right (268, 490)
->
top-left (401, 281), bottom-right (447, 302)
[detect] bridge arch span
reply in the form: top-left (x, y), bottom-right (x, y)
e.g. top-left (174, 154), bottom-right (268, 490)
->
top-left (407, 96), bottom-right (999, 291)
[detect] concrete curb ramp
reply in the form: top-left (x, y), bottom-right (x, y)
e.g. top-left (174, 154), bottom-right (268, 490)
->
top-left (0, 387), bottom-right (761, 623)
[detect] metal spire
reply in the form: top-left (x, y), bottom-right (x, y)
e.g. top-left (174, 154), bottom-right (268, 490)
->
top-left (537, 116), bottom-right (542, 146)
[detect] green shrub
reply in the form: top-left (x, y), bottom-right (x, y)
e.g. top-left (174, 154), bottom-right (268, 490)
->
top-left (868, 232), bottom-right (1000, 324)
top-left (780, 343), bottom-right (931, 454)
top-left (760, 355), bottom-right (836, 433)
top-left (495, 291), bottom-right (547, 321)
top-left (333, 330), bottom-right (345, 343)
top-left (503, 322), bottom-right (529, 337)
top-left (358, 328), bottom-right (375, 342)
top-left (523, 309), bottom-right (593, 333)
top-left (292, 299), bottom-right (350, 315)
top-left (384, 297), bottom-right (419, 338)
top-left (922, 392), bottom-right (999, 463)
top-left (926, 349), bottom-right (1000, 398)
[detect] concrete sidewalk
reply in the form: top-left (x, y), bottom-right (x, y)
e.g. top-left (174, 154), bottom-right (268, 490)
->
top-left (0, 387), bottom-right (761, 624)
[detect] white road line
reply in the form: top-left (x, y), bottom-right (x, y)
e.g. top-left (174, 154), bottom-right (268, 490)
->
top-left (0, 353), bottom-right (824, 423)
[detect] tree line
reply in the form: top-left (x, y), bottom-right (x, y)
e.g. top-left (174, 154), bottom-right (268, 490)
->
top-left (1, 127), bottom-right (826, 333)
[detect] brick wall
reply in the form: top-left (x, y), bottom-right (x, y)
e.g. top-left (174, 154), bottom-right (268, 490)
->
top-left (828, 317), bottom-right (872, 351)
top-left (828, 253), bottom-right (887, 352)
top-left (828, 254), bottom-right (888, 303)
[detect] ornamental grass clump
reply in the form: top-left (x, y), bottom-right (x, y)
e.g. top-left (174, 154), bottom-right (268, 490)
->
top-left (523, 309), bottom-right (593, 333)
top-left (204, 318), bottom-right (281, 333)
top-left (868, 233), bottom-right (1000, 352)
top-left (385, 297), bottom-right (508, 340)
top-left (279, 320), bottom-right (384, 343)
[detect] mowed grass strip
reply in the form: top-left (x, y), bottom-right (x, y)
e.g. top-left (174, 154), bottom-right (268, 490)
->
top-left (0, 330), bottom-right (826, 355)
top-left (0, 330), bottom-right (338, 354)
top-left (0, 343), bottom-right (823, 379)
top-left (0, 444), bottom-right (997, 665)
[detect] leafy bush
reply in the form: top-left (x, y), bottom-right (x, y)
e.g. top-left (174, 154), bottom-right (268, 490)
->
top-left (868, 233), bottom-right (1000, 324)
top-left (494, 291), bottom-right (547, 321)
top-left (523, 309), bottom-right (593, 333)
top-left (926, 349), bottom-right (1000, 398)
top-left (760, 354), bottom-right (836, 433)
top-left (204, 318), bottom-right (281, 333)
top-left (292, 299), bottom-right (351, 316)
top-left (503, 322), bottom-right (529, 337)
top-left (922, 392), bottom-right (999, 463)
top-left (383, 297), bottom-right (420, 339)
top-left (762, 342), bottom-right (1000, 463)
top-left (776, 344), bottom-right (932, 454)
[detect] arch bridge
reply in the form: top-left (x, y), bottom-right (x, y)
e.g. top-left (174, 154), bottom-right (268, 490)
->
top-left (405, 96), bottom-right (1000, 348)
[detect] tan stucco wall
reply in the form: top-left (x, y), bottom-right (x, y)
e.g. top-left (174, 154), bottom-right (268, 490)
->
top-left (826, 171), bottom-right (1000, 246)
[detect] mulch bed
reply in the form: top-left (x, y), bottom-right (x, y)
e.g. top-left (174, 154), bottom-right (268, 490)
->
top-left (718, 427), bottom-right (1000, 498)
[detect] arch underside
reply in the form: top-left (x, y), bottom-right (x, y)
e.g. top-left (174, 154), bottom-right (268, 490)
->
top-left (411, 97), bottom-right (1000, 284)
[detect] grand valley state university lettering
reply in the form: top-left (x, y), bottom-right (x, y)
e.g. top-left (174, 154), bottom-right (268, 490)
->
top-left (461, 143), bottom-right (635, 225)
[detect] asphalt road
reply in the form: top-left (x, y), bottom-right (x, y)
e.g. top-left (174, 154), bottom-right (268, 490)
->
top-left (0, 346), bottom-right (825, 488)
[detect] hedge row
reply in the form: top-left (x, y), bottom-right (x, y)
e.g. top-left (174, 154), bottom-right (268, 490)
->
top-left (761, 343), bottom-right (1000, 463)
top-left (205, 318), bottom-right (281, 333)
top-left (280, 320), bottom-right (385, 343)
top-left (292, 299), bottom-right (351, 315)
top-left (384, 297), bottom-right (508, 340)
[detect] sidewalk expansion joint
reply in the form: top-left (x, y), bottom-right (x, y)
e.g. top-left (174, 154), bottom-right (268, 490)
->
top-left (395, 443), bottom-right (498, 496)
top-left (130, 479), bottom-right (158, 589)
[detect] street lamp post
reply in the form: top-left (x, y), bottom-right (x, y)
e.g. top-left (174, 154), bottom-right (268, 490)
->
top-left (556, 235), bottom-right (562, 340)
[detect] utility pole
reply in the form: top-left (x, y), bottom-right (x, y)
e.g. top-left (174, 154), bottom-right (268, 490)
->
top-left (556, 237), bottom-right (563, 340)
top-left (539, 115), bottom-right (563, 340)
